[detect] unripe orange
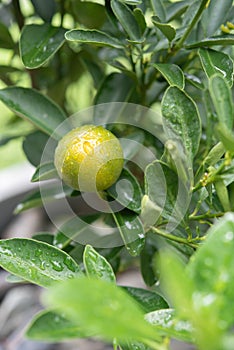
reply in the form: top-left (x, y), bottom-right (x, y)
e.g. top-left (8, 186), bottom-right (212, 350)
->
top-left (54, 125), bottom-right (124, 192)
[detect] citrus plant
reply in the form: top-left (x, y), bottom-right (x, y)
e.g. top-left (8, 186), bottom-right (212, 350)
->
top-left (0, 0), bottom-right (234, 349)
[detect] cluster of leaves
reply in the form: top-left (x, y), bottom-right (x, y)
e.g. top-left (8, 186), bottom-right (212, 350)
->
top-left (0, 0), bottom-right (234, 349)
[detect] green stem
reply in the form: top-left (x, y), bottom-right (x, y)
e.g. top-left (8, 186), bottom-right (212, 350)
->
top-left (189, 212), bottom-right (224, 221)
top-left (150, 227), bottom-right (199, 249)
top-left (174, 0), bottom-right (209, 50)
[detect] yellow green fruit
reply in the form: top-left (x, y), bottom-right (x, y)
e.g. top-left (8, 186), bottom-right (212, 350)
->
top-left (54, 124), bottom-right (124, 192)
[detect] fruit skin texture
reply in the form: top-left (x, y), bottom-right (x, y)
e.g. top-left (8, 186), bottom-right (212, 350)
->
top-left (54, 125), bottom-right (124, 192)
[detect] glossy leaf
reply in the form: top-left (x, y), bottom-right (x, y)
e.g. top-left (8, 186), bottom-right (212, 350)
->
top-left (83, 245), bottom-right (116, 283)
top-left (0, 238), bottom-right (82, 288)
top-left (0, 87), bottom-right (69, 140)
top-left (162, 86), bottom-right (201, 159)
top-left (199, 48), bottom-right (233, 87)
top-left (94, 73), bottom-right (134, 125)
top-left (65, 29), bottom-right (123, 48)
top-left (23, 131), bottom-right (53, 166)
top-left (185, 73), bottom-right (205, 90)
top-left (31, 162), bottom-right (58, 182)
top-left (107, 168), bottom-right (142, 214)
top-left (31, 0), bottom-right (56, 22)
top-left (14, 185), bottom-right (73, 214)
top-left (26, 310), bottom-right (85, 341)
top-left (150, 0), bottom-right (166, 22)
top-left (140, 233), bottom-right (159, 287)
top-left (44, 277), bottom-right (160, 342)
top-left (20, 24), bottom-right (66, 69)
top-left (112, 211), bottom-right (145, 256)
top-left (151, 17), bottom-right (176, 42)
top-left (146, 309), bottom-right (193, 342)
top-left (209, 74), bottom-right (234, 129)
top-left (152, 63), bottom-right (184, 89)
top-left (187, 213), bottom-right (234, 330)
top-left (111, 0), bottom-right (143, 43)
top-left (0, 22), bottom-right (14, 49)
top-left (186, 35), bottom-right (234, 49)
top-left (123, 286), bottom-right (168, 313)
top-left (215, 124), bottom-right (234, 153)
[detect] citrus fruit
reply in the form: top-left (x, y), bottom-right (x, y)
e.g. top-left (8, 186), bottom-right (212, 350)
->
top-left (54, 124), bottom-right (124, 192)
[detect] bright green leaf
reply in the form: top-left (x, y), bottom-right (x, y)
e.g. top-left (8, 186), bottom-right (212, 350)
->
top-left (44, 277), bottom-right (160, 342)
top-left (83, 245), bottom-right (116, 283)
top-left (0, 87), bottom-right (70, 140)
top-left (215, 124), bottom-right (234, 153)
top-left (152, 63), bottom-right (184, 89)
top-left (65, 29), bottom-right (123, 48)
top-left (0, 238), bottom-right (82, 288)
top-left (186, 35), bottom-right (234, 49)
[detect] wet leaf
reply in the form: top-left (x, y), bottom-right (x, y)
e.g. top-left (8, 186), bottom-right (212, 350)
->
top-left (83, 245), bottom-right (116, 283)
top-left (0, 238), bottom-right (82, 288)
top-left (20, 24), bottom-right (66, 69)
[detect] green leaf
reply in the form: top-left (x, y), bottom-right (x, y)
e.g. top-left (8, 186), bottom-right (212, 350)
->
top-left (14, 185), bottom-right (73, 214)
top-left (214, 180), bottom-right (231, 211)
top-left (32, 232), bottom-right (54, 245)
top-left (186, 35), bottom-right (234, 49)
top-left (26, 310), bottom-right (85, 341)
top-left (121, 130), bottom-right (145, 160)
top-left (133, 8), bottom-right (146, 35)
top-left (199, 48), bottom-right (233, 87)
top-left (44, 277), bottom-right (160, 342)
top-left (140, 234), bottom-right (159, 287)
top-left (0, 238), bottom-right (82, 288)
top-left (162, 86), bottom-right (201, 159)
top-left (0, 87), bottom-right (70, 140)
top-left (112, 211), bottom-right (145, 256)
top-left (215, 124), bottom-right (234, 153)
top-left (31, 0), bottom-right (56, 22)
top-left (0, 22), bottom-right (15, 49)
top-left (187, 213), bottom-right (234, 331)
top-left (145, 309), bottom-right (193, 342)
top-left (111, 0), bottom-right (143, 43)
top-left (209, 74), bottom-right (234, 129)
top-left (150, 0), bottom-right (166, 22)
top-left (20, 24), bottom-right (66, 69)
top-left (166, 1), bottom-right (189, 22)
top-left (140, 195), bottom-right (161, 228)
top-left (71, 1), bottom-right (107, 29)
top-left (151, 17), bottom-right (176, 42)
top-left (6, 274), bottom-right (26, 283)
top-left (201, 0), bottom-right (233, 37)
top-left (65, 29), bottom-right (123, 48)
top-left (123, 286), bottom-right (168, 313)
top-left (107, 168), bottom-right (142, 214)
top-left (31, 162), bottom-right (58, 182)
top-left (83, 245), bottom-right (116, 283)
top-left (152, 63), bottom-right (184, 89)
top-left (94, 73), bottom-right (134, 125)
top-left (23, 131), bottom-right (53, 166)
top-left (203, 142), bottom-right (226, 166)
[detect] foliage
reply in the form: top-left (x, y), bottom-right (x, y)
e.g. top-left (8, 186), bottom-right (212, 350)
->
top-left (0, 0), bottom-right (234, 349)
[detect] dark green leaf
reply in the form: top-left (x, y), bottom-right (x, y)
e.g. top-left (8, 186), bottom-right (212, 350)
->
top-left (31, 162), bottom-right (58, 182)
top-left (44, 277), bottom-right (160, 342)
top-left (0, 238), bottom-right (82, 288)
top-left (112, 211), bottom-right (145, 256)
top-left (121, 130), bottom-right (145, 160)
top-left (0, 87), bottom-right (70, 140)
top-left (14, 185), bottom-right (73, 214)
top-left (0, 22), bottom-right (14, 49)
top-left (140, 233), bottom-right (159, 287)
top-left (71, 1), bottom-right (107, 29)
top-left (94, 73), bottom-right (134, 125)
top-left (152, 17), bottom-right (176, 42)
top-left (107, 168), bottom-right (142, 214)
top-left (185, 73), bottom-right (205, 90)
top-left (65, 29), bottom-right (123, 48)
top-left (32, 232), bottom-right (54, 245)
top-left (199, 48), bottom-right (233, 87)
top-left (146, 309), bottom-right (193, 342)
top-left (83, 245), bottom-right (116, 282)
top-left (150, 0), bottom-right (166, 22)
top-left (209, 74), bottom-right (234, 129)
top-left (123, 286), bottom-right (168, 313)
top-left (162, 86), bottom-right (201, 159)
top-left (166, 1), bottom-right (189, 22)
top-left (20, 24), bottom-right (66, 69)
top-left (133, 8), bottom-right (146, 35)
top-left (186, 35), bottom-right (234, 49)
top-left (152, 63), bottom-right (184, 89)
top-left (111, 0), bottom-right (143, 43)
top-left (31, 0), bottom-right (56, 22)
top-left (26, 310), bottom-right (85, 341)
